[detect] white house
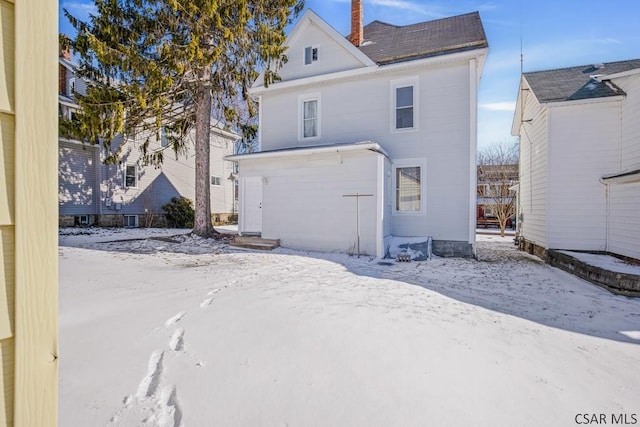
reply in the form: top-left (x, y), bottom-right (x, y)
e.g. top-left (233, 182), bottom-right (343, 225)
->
top-left (58, 49), bottom-right (239, 227)
top-left (512, 59), bottom-right (640, 261)
top-left (228, 1), bottom-right (488, 258)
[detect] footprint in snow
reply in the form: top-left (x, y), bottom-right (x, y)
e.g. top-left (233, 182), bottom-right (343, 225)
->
top-left (164, 311), bottom-right (186, 327)
top-left (170, 328), bottom-right (185, 352)
top-left (136, 350), bottom-right (164, 398)
top-left (200, 298), bottom-right (214, 308)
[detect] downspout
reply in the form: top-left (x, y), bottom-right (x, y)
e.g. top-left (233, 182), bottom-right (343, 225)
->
top-left (469, 58), bottom-right (478, 257)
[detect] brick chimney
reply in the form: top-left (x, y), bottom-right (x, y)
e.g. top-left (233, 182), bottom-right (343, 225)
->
top-left (60, 46), bottom-right (71, 61)
top-left (350, 0), bottom-right (363, 47)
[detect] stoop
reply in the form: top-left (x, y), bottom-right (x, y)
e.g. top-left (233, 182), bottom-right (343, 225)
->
top-left (231, 236), bottom-right (280, 251)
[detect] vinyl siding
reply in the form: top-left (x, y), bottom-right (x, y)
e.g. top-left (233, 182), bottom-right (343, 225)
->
top-left (0, 0), bottom-right (15, 423)
top-left (616, 74), bottom-right (640, 170)
top-left (260, 60), bottom-right (473, 241)
top-left (517, 86), bottom-right (548, 247)
top-left (11, 0), bottom-right (59, 424)
top-left (240, 150), bottom-right (383, 256)
top-left (100, 131), bottom-right (236, 218)
top-left (546, 102), bottom-right (619, 250)
top-left (608, 181), bottom-right (640, 259)
top-left (278, 18), bottom-right (366, 82)
top-left (0, 113), bottom-right (13, 225)
top-left (607, 73), bottom-right (640, 259)
top-left (59, 140), bottom-right (100, 215)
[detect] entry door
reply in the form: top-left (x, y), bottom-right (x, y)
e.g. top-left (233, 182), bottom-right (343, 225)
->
top-left (242, 177), bottom-right (262, 234)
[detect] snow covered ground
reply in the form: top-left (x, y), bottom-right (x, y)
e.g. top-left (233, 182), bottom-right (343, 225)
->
top-left (59, 228), bottom-right (640, 427)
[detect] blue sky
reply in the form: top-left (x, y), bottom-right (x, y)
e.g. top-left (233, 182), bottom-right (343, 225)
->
top-left (59, 0), bottom-right (640, 149)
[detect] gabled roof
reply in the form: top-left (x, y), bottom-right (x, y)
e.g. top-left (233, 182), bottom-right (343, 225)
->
top-left (355, 12), bottom-right (488, 65)
top-left (524, 59), bottom-right (640, 103)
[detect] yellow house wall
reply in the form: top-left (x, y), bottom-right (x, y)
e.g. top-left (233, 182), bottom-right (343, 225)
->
top-left (1, 0), bottom-right (58, 425)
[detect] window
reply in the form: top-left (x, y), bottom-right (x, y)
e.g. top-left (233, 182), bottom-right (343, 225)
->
top-left (74, 215), bottom-right (90, 225)
top-left (299, 93), bottom-right (321, 140)
top-left (396, 86), bottom-right (414, 129)
top-left (303, 100), bottom-right (318, 138)
top-left (211, 176), bottom-right (221, 186)
top-left (304, 46), bottom-right (318, 65)
top-left (125, 164), bottom-right (137, 188)
top-left (396, 167), bottom-right (421, 211)
top-left (391, 77), bottom-right (418, 131)
top-left (393, 159), bottom-right (425, 214)
top-left (123, 215), bottom-right (138, 227)
top-left (68, 77), bottom-right (75, 97)
top-left (160, 127), bottom-right (168, 147)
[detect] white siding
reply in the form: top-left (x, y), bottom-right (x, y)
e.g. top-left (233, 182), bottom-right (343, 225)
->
top-left (608, 181), bottom-right (640, 259)
top-left (240, 150), bottom-right (383, 256)
top-left (615, 74), bottom-right (640, 170)
top-left (517, 87), bottom-right (548, 247)
top-left (260, 61), bottom-right (473, 241)
top-left (278, 20), bottom-right (366, 82)
top-left (101, 131), bottom-right (236, 217)
top-left (546, 101), bottom-right (620, 250)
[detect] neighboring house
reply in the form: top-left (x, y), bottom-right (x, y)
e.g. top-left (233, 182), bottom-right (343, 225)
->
top-left (58, 48), bottom-right (239, 227)
top-left (228, 2), bottom-right (488, 257)
top-left (512, 59), bottom-right (640, 261)
top-left (476, 164), bottom-right (518, 227)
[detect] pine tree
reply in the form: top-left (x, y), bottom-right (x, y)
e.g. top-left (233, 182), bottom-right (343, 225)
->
top-left (63, 0), bottom-right (304, 237)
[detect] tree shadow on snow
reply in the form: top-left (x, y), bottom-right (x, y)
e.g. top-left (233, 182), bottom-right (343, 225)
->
top-left (271, 240), bottom-right (640, 345)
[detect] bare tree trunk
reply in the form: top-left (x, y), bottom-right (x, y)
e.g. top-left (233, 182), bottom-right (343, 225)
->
top-left (193, 77), bottom-right (213, 237)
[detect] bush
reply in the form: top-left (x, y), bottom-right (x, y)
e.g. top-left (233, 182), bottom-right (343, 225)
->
top-left (162, 197), bottom-right (194, 228)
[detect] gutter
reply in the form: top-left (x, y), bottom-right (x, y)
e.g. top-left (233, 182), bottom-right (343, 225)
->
top-left (600, 168), bottom-right (640, 184)
top-left (226, 141), bottom-right (389, 161)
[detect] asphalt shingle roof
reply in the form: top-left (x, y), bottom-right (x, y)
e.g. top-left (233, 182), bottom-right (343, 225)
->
top-left (524, 59), bottom-right (640, 103)
top-left (355, 12), bottom-right (488, 65)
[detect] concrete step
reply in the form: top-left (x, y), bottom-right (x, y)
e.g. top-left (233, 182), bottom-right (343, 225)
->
top-left (231, 236), bottom-right (280, 251)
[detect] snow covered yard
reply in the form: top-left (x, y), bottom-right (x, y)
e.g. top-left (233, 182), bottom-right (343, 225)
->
top-left (59, 229), bottom-right (640, 427)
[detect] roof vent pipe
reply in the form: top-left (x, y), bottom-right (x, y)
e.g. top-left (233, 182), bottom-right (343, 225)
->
top-left (350, 0), bottom-right (363, 47)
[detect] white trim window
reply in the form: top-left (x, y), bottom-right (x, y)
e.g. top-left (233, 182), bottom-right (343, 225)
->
top-left (124, 164), bottom-right (137, 188)
top-left (211, 176), bottom-right (221, 186)
top-left (298, 93), bottom-right (321, 141)
top-left (392, 159), bottom-right (426, 214)
top-left (304, 45), bottom-right (318, 65)
top-left (391, 77), bottom-right (419, 132)
top-left (67, 77), bottom-right (75, 97)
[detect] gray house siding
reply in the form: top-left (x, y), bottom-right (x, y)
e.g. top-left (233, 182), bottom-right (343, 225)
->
top-left (58, 140), bottom-right (100, 216)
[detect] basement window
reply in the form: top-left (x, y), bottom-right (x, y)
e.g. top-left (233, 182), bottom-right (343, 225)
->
top-left (123, 215), bottom-right (138, 227)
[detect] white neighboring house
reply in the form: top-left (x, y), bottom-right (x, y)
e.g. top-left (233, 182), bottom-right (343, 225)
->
top-left (227, 3), bottom-right (488, 257)
top-left (58, 49), bottom-right (239, 227)
top-left (512, 59), bottom-right (640, 261)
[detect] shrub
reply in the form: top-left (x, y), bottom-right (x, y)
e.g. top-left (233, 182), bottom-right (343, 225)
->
top-left (162, 197), bottom-right (194, 228)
